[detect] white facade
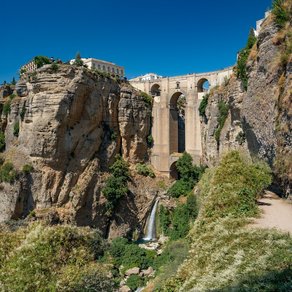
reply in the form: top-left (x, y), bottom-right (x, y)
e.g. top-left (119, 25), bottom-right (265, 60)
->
top-left (130, 73), bottom-right (162, 82)
top-left (255, 11), bottom-right (271, 36)
top-left (71, 58), bottom-right (124, 76)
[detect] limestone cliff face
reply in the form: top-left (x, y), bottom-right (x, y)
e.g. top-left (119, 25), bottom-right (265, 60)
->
top-left (201, 18), bottom-right (291, 196)
top-left (0, 65), bottom-right (153, 237)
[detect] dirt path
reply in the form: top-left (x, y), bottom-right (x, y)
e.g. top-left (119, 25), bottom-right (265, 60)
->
top-left (250, 191), bottom-right (292, 234)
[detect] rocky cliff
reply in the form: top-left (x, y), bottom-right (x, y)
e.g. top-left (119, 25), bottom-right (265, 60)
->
top-left (201, 14), bottom-right (291, 196)
top-left (0, 64), bottom-right (155, 237)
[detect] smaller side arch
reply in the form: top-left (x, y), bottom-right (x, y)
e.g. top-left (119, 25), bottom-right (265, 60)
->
top-left (197, 78), bottom-right (210, 93)
top-left (150, 84), bottom-right (161, 96)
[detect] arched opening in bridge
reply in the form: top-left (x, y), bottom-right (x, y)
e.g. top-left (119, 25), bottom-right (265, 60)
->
top-left (169, 162), bottom-right (178, 180)
top-left (197, 78), bottom-right (210, 93)
top-left (150, 84), bottom-right (161, 96)
top-left (169, 92), bottom-right (185, 154)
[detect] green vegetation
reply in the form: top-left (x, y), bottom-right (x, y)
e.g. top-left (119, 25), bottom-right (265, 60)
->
top-left (136, 163), bottom-right (155, 178)
top-left (198, 93), bottom-right (209, 117)
top-left (147, 134), bottom-right (154, 147)
top-left (74, 52), bottom-right (84, 67)
top-left (0, 131), bottom-right (5, 152)
top-left (168, 152), bottom-right (205, 198)
top-left (126, 275), bottom-right (145, 290)
top-left (272, 0), bottom-right (291, 28)
top-left (22, 164), bottom-right (34, 174)
top-left (141, 91), bottom-right (153, 106)
top-left (34, 56), bottom-right (51, 68)
top-left (0, 223), bottom-right (113, 291)
top-left (20, 104), bottom-right (26, 121)
top-left (0, 162), bottom-right (17, 183)
top-left (13, 122), bottom-right (19, 137)
top-left (159, 194), bottom-right (198, 240)
top-left (102, 155), bottom-right (130, 214)
top-left (109, 237), bottom-right (156, 270)
top-left (3, 100), bottom-right (11, 116)
top-left (51, 63), bottom-right (59, 72)
top-left (236, 29), bottom-right (257, 90)
top-left (9, 93), bottom-right (16, 100)
top-left (156, 151), bottom-right (288, 291)
top-left (214, 100), bottom-right (229, 143)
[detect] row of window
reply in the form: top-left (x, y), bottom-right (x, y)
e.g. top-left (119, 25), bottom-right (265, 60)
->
top-left (91, 63), bottom-right (123, 75)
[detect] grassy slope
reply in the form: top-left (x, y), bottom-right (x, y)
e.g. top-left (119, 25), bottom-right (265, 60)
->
top-left (157, 151), bottom-right (292, 291)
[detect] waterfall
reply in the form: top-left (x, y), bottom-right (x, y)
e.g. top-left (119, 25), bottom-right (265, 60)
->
top-left (143, 199), bottom-right (159, 241)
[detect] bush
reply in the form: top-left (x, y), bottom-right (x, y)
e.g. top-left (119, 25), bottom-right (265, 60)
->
top-left (109, 237), bottom-right (155, 270)
top-left (22, 164), bottom-right (33, 174)
top-left (0, 224), bottom-right (109, 291)
top-left (51, 63), bottom-right (59, 72)
top-left (141, 91), bottom-right (153, 106)
top-left (13, 122), bottom-right (19, 137)
top-left (20, 104), bottom-right (26, 121)
top-left (34, 56), bottom-right (51, 68)
top-left (3, 100), bottom-right (11, 116)
top-left (199, 94), bottom-right (209, 117)
top-left (0, 131), bottom-right (5, 152)
top-left (168, 179), bottom-right (193, 198)
top-left (9, 94), bottom-right (16, 100)
top-left (126, 275), bottom-right (145, 290)
top-left (136, 163), bottom-right (155, 178)
top-left (214, 100), bottom-right (229, 143)
top-left (74, 52), bottom-right (84, 67)
top-left (236, 29), bottom-right (257, 90)
top-left (147, 134), bottom-right (154, 147)
top-left (102, 155), bottom-right (130, 213)
top-left (0, 162), bottom-right (17, 183)
top-left (272, 0), bottom-right (290, 28)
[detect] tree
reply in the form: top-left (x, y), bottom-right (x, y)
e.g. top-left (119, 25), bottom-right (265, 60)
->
top-left (11, 77), bottom-right (16, 85)
top-left (74, 52), bottom-right (84, 66)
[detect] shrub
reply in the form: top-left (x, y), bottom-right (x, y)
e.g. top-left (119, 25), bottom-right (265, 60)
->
top-left (20, 104), bottom-right (26, 121)
top-left (0, 131), bottom-right (5, 152)
top-left (0, 162), bottom-right (17, 183)
top-left (13, 122), bottom-right (19, 137)
top-left (9, 94), bottom-right (16, 100)
top-left (147, 134), bottom-right (154, 147)
top-left (74, 52), bottom-right (84, 66)
top-left (141, 91), bottom-right (153, 106)
top-left (214, 100), bottom-right (229, 143)
top-left (102, 155), bottom-right (130, 213)
top-left (34, 56), bottom-right (51, 68)
top-left (0, 224), bottom-right (109, 291)
top-left (168, 179), bottom-right (193, 198)
top-left (22, 164), bottom-right (33, 174)
top-left (3, 100), bottom-right (11, 116)
top-left (51, 63), bottom-right (59, 72)
top-left (159, 205), bottom-right (171, 235)
top-left (236, 29), bottom-right (257, 90)
top-left (198, 94), bottom-right (209, 117)
top-left (109, 237), bottom-right (155, 270)
top-left (272, 0), bottom-right (290, 28)
top-left (136, 163), bottom-right (155, 178)
top-left (126, 275), bottom-right (145, 290)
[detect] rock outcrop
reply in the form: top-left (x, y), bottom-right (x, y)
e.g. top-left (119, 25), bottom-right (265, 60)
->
top-left (201, 16), bottom-right (291, 196)
top-left (0, 64), bottom-right (154, 237)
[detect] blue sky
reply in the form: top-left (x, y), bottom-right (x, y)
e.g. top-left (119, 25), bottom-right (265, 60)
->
top-left (1, 0), bottom-right (272, 83)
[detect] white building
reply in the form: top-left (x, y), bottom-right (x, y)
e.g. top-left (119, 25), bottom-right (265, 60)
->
top-left (254, 11), bottom-right (271, 37)
top-left (70, 58), bottom-right (124, 76)
top-left (130, 73), bottom-right (162, 82)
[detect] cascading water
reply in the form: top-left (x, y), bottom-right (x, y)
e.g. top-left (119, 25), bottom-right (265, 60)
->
top-left (143, 199), bottom-right (159, 241)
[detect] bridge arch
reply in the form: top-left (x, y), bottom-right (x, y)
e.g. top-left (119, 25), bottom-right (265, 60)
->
top-left (150, 84), bottom-right (161, 96)
top-left (169, 161), bottom-right (178, 180)
top-left (169, 91), bottom-right (186, 154)
top-left (197, 78), bottom-right (210, 93)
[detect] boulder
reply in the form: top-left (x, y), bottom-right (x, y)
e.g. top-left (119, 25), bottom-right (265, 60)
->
top-left (125, 267), bottom-right (140, 276)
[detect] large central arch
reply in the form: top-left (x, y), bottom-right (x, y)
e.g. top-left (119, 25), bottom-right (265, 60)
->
top-left (169, 92), bottom-right (185, 154)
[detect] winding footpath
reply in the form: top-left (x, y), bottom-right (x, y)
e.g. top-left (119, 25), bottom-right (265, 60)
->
top-left (250, 191), bottom-right (292, 234)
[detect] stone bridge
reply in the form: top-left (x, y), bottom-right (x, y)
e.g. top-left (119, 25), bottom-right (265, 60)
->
top-left (130, 67), bottom-right (233, 177)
